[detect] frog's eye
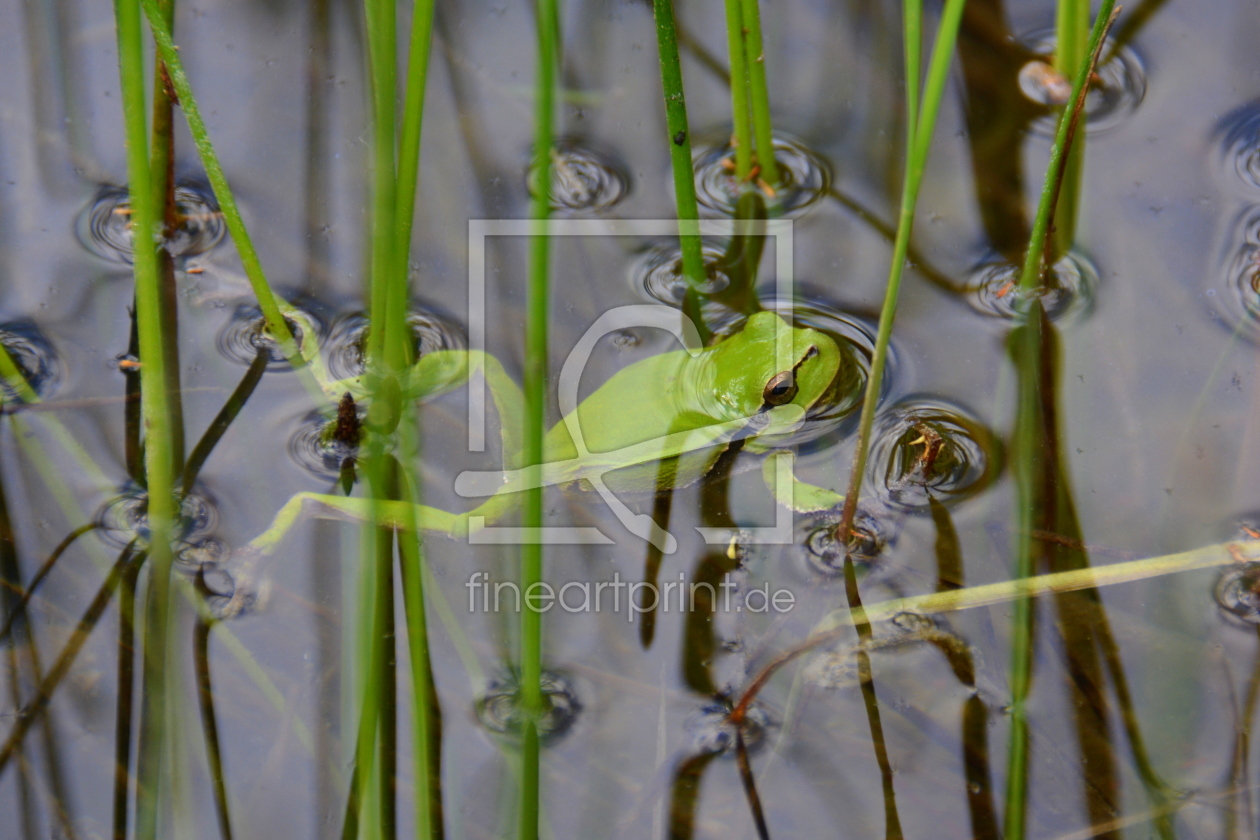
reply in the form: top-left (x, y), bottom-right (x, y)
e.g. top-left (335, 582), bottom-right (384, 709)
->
top-left (763, 371), bottom-right (798, 406)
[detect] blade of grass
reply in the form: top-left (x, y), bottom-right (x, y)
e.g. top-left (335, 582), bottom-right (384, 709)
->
top-left (1018, 2), bottom-right (1119, 294)
top-left (136, 0), bottom-right (318, 381)
top-left (838, 0), bottom-right (967, 538)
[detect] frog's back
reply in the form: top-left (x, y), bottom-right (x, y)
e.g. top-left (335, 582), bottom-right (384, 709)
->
top-left (544, 348), bottom-right (726, 494)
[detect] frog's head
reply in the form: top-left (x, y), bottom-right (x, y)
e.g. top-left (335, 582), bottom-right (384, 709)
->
top-left (706, 311), bottom-right (841, 437)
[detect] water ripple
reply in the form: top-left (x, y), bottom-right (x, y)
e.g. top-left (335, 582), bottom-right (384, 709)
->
top-left (965, 249), bottom-right (1097, 324)
top-left (0, 322), bottom-right (60, 402)
top-left (867, 397), bottom-right (1001, 512)
top-left (526, 138), bottom-right (629, 213)
top-left (692, 132), bottom-right (830, 217)
top-left (1018, 31), bottom-right (1146, 135)
top-left (75, 182), bottom-right (226, 263)
top-left (325, 306), bottom-right (466, 381)
top-left (474, 670), bottom-right (582, 745)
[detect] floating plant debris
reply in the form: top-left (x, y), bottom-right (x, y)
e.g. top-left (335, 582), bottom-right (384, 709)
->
top-left (692, 132), bottom-right (830, 217)
top-left (474, 670), bottom-right (581, 744)
top-left (526, 138), bottom-right (629, 212)
top-left (75, 182), bottom-right (227, 263)
top-left (867, 397), bottom-right (1001, 512)
top-left (0, 322), bottom-right (60, 402)
top-left (325, 306), bottom-right (466, 380)
top-left (965, 249), bottom-right (1098, 323)
top-left (1017, 32), bottom-right (1147, 135)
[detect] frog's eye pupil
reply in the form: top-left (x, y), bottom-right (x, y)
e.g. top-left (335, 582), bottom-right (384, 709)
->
top-left (763, 371), bottom-right (798, 406)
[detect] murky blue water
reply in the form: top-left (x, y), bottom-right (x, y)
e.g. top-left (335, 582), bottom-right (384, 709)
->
top-left (4, 0), bottom-right (1260, 838)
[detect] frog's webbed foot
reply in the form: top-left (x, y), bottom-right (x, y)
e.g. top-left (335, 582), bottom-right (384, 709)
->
top-left (762, 451), bottom-right (845, 513)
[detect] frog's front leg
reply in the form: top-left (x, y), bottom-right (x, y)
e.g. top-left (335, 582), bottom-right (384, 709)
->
top-left (762, 451), bottom-right (845, 513)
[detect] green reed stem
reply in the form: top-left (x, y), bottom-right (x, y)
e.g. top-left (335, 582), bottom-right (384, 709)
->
top-left (397, 464), bottom-right (441, 840)
top-left (650, 0), bottom-right (708, 333)
top-left (902, 0), bottom-right (921, 151)
top-left (738, 0), bottom-right (778, 187)
top-left (722, 0), bottom-right (753, 181)
top-left (135, 0), bottom-right (296, 361)
top-left (520, 2), bottom-right (559, 839)
top-left (115, 1), bottom-right (177, 837)
top-left (838, 0), bottom-right (966, 537)
top-left (363, 0), bottom-right (401, 371)
top-left (1055, 0), bottom-right (1089, 79)
top-left (392, 0), bottom-right (437, 354)
top-left (1051, 0), bottom-right (1090, 257)
top-left (1002, 303), bottom-right (1043, 840)
top-left (1017, 0), bottom-right (1117, 294)
top-left (395, 5), bottom-right (441, 835)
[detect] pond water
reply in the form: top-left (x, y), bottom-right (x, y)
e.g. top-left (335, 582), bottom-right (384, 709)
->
top-left (4, 0), bottom-right (1260, 838)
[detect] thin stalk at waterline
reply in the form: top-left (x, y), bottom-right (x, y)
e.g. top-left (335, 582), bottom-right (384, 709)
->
top-left (838, 0), bottom-right (967, 538)
top-left (722, 0), bottom-right (753, 180)
top-left (520, 0), bottom-right (560, 838)
top-left (114, 1), bottom-right (178, 837)
top-left (650, 0), bottom-right (709, 339)
top-left (738, 0), bottom-right (778, 187)
top-left (137, 0), bottom-right (300, 367)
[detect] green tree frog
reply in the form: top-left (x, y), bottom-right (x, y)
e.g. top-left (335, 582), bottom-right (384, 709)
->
top-left (236, 308), bottom-right (847, 558)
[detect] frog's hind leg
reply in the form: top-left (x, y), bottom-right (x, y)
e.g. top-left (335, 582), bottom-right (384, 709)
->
top-left (234, 492), bottom-right (472, 561)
